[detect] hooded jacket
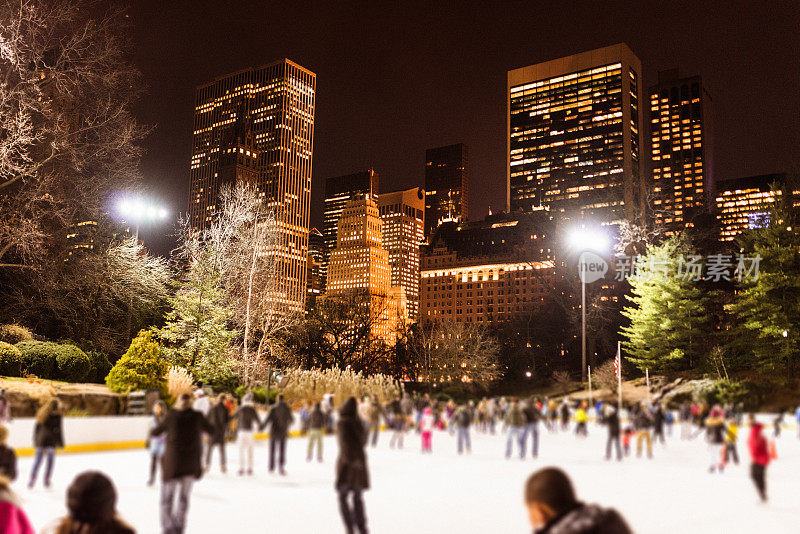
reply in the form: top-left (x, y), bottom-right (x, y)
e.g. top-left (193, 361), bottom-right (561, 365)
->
top-left (335, 398), bottom-right (370, 491)
top-left (537, 503), bottom-right (633, 534)
top-left (748, 423), bottom-right (770, 466)
top-left (151, 401), bottom-right (214, 481)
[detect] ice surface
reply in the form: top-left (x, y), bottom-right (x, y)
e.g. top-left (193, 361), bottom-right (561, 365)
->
top-left (14, 423), bottom-right (800, 533)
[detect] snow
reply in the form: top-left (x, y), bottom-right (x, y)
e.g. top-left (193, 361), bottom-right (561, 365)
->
top-left (14, 423), bottom-right (800, 533)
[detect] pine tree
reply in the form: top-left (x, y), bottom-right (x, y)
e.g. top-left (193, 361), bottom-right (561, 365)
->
top-left (727, 195), bottom-right (800, 378)
top-left (620, 238), bottom-right (709, 373)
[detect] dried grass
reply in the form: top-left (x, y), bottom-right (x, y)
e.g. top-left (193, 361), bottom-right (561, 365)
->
top-left (166, 366), bottom-right (194, 401)
top-left (280, 368), bottom-right (402, 408)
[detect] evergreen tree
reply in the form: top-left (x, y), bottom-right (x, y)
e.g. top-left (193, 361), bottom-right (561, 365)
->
top-left (727, 195), bottom-right (800, 378)
top-left (620, 238), bottom-right (709, 373)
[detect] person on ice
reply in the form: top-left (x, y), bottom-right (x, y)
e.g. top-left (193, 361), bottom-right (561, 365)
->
top-left (205, 394), bottom-right (230, 474)
top-left (419, 406), bottom-right (435, 453)
top-left (574, 403), bottom-right (588, 437)
top-left (523, 467), bottom-right (632, 534)
top-left (29, 398), bottom-right (64, 489)
top-left (235, 393), bottom-right (261, 475)
top-left (305, 402), bottom-right (326, 462)
top-left (522, 398), bottom-right (542, 458)
top-left (336, 397), bottom-right (370, 534)
top-left (633, 405), bottom-right (653, 459)
top-left (705, 407), bottom-right (726, 473)
top-left (723, 418), bottom-right (739, 467)
top-left (147, 401), bottom-right (167, 486)
top-left (747, 418), bottom-right (771, 502)
top-left (261, 394), bottom-right (294, 475)
top-left (504, 400), bottom-right (526, 459)
top-left (0, 425), bottom-right (17, 481)
top-left (602, 405), bottom-right (622, 461)
top-left (452, 402), bottom-right (473, 454)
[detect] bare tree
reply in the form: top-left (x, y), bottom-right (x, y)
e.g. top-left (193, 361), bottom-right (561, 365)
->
top-left (0, 0), bottom-right (145, 269)
top-left (551, 370), bottom-right (574, 396)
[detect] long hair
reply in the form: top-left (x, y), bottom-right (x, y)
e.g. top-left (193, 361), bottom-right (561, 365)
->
top-left (36, 398), bottom-right (60, 424)
top-left (53, 517), bottom-right (134, 534)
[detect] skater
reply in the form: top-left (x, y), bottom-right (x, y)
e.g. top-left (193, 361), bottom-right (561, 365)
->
top-left (574, 403), bottom-right (588, 438)
top-left (547, 398), bottom-right (558, 433)
top-left (41, 471), bottom-right (135, 534)
top-left (705, 408), bottom-right (726, 473)
top-left (723, 418), bottom-right (739, 466)
top-left (504, 400), bottom-right (526, 459)
top-left (679, 403), bottom-right (692, 440)
top-left (559, 401), bottom-right (571, 431)
top-left (773, 413), bottom-right (783, 438)
top-left (633, 405), bottom-right (653, 458)
top-left (622, 426), bottom-right (635, 457)
top-left (795, 405), bottom-right (800, 439)
top-left (0, 425), bottom-right (16, 481)
top-left (664, 408), bottom-right (674, 437)
top-left (652, 404), bottom-right (666, 445)
top-left (521, 398), bottom-right (541, 458)
top-left (205, 394), bottom-right (230, 473)
top-left (388, 400), bottom-right (407, 450)
top-left (452, 402), bottom-right (473, 454)
top-left (29, 398), bottom-right (64, 489)
top-left (603, 406), bottom-right (622, 461)
top-left (365, 396), bottom-right (383, 447)
top-left (262, 394), bottom-right (294, 475)
top-left (0, 473), bottom-right (34, 533)
top-left (335, 397), bottom-right (370, 534)
top-left (306, 402), bottom-right (326, 462)
top-left (0, 389), bottom-right (10, 425)
top-left (235, 393), bottom-right (261, 476)
top-left (747, 419), bottom-right (771, 502)
top-left (523, 467), bottom-right (632, 534)
top-left (151, 393), bottom-right (213, 534)
top-left (419, 406), bottom-right (434, 452)
top-left (147, 401), bottom-right (167, 486)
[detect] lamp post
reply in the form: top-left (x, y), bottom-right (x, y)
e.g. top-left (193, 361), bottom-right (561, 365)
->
top-left (569, 227), bottom-right (609, 383)
top-left (116, 196), bottom-right (169, 339)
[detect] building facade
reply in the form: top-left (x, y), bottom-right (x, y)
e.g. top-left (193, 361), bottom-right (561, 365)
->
top-left (377, 187), bottom-right (425, 320)
top-left (715, 174), bottom-right (787, 241)
top-left (649, 69), bottom-right (714, 234)
top-left (326, 196), bottom-right (407, 343)
top-left (420, 212), bottom-right (555, 324)
top-left (508, 43), bottom-right (645, 224)
top-left (306, 227), bottom-right (325, 307)
top-left (188, 59), bottom-right (316, 314)
top-left (323, 170), bottom-right (379, 285)
top-left (425, 144), bottom-right (468, 238)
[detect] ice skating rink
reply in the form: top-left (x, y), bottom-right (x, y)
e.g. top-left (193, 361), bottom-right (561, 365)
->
top-left (16, 425), bottom-right (800, 533)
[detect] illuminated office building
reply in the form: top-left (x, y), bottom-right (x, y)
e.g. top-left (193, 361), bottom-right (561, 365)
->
top-left (649, 69), bottom-right (714, 234)
top-left (508, 44), bottom-right (645, 224)
top-left (306, 227), bottom-right (325, 306)
top-left (377, 187), bottom-right (425, 320)
top-left (425, 144), bottom-right (468, 237)
top-left (715, 174), bottom-right (787, 241)
top-left (420, 212), bottom-right (555, 324)
top-left (189, 59), bottom-right (316, 314)
top-left (322, 169), bottom-right (379, 283)
top-left (326, 196), bottom-right (407, 343)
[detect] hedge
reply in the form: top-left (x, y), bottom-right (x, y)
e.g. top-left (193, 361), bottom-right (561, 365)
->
top-left (0, 342), bottom-right (22, 377)
top-left (86, 350), bottom-right (113, 384)
top-left (15, 340), bottom-right (59, 378)
top-left (55, 345), bottom-right (91, 382)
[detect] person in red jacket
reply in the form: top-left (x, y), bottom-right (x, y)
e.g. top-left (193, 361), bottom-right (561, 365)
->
top-left (747, 418), bottom-right (770, 502)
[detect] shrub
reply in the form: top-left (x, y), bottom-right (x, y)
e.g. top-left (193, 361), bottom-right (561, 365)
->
top-left (233, 385), bottom-right (279, 404)
top-left (551, 370), bottom-right (573, 395)
top-left (280, 368), bottom-right (401, 408)
top-left (86, 350), bottom-right (113, 384)
top-left (0, 341), bottom-right (22, 377)
top-left (713, 379), bottom-right (750, 405)
top-left (15, 341), bottom-right (59, 378)
top-left (594, 360), bottom-right (620, 394)
top-left (55, 345), bottom-right (91, 382)
top-left (0, 324), bottom-right (33, 344)
top-left (106, 331), bottom-right (168, 395)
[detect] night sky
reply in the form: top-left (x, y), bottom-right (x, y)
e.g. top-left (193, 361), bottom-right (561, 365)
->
top-left (129, 0), bottom-right (800, 255)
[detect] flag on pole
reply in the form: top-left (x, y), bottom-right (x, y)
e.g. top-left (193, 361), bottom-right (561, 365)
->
top-left (614, 348), bottom-right (620, 379)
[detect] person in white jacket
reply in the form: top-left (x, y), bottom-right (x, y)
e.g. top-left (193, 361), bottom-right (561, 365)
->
top-left (419, 406), bottom-right (435, 453)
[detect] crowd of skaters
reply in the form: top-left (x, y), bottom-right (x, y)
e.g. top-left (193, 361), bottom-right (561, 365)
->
top-left (0, 387), bottom-right (794, 532)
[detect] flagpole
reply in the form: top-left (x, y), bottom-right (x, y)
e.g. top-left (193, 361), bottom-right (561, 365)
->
top-left (646, 367), bottom-right (651, 403)
top-left (588, 365), bottom-right (593, 406)
top-left (617, 341), bottom-right (622, 412)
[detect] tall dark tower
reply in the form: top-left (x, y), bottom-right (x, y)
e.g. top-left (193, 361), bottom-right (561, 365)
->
top-left (424, 143), bottom-right (468, 238)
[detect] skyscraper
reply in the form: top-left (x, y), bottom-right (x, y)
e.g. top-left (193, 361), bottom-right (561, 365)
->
top-left (649, 69), bottom-right (714, 234)
top-left (508, 44), bottom-right (645, 224)
top-left (188, 59), bottom-right (316, 314)
top-left (424, 144), bottom-right (468, 238)
top-left (322, 170), bottom-right (379, 284)
top-left (307, 227), bottom-right (325, 306)
top-left (378, 187), bottom-right (425, 320)
top-left (326, 195), bottom-right (407, 344)
top-left (715, 174), bottom-right (787, 241)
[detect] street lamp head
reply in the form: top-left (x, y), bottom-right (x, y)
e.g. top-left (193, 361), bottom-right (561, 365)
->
top-left (117, 196), bottom-right (168, 222)
top-left (569, 227), bottom-right (609, 253)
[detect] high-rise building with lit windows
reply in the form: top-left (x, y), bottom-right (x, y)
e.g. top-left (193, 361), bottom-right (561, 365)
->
top-left (326, 195), bottom-right (407, 343)
top-left (507, 44), bottom-right (645, 224)
top-left (425, 144), bottom-right (468, 238)
top-left (307, 227), bottom-right (325, 307)
top-left (322, 170), bottom-right (379, 285)
top-left (715, 174), bottom-right (787, 241)
top-left (377, 187), bottom-right (425, 320)
top-left (649, 69), bottom-right (713, 234)
top-left (188, 59), bottom-right (316, 314)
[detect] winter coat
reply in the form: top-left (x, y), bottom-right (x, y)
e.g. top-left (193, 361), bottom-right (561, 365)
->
top-left (207, 403), bottom-right (230, 444)
top-left (705, 417), bottom-right (725, 445)
top-left (33, 414), bottom-right (64, 448)
top-left (748, 424), bottom-right (770, 466)
top-left (419, 412), bottom-right (435, 433)
top-left (0, 445), bottom-right (16, 481)
top-left (538, 503), bottom-right (633, 534)
top-left (523, 403), bottom-right (542, 424)
top-left (604, 411), bottom-right (620, 437)
top-left (335, 399), bottom-right (370, 491)
top-left (151, 407), bottom-right (213, 482)
top-left (263, 401), bottom-right (294, 438)
top-left (306, 407), bottom-right (327, 431)
top-left (147, 415), bottom-right (167, 456)
top-left (236, 404), bottom-right (261, 432)
top-left (0, 487), bottom-right (34, 534)
top-left (504, 405), bottom-right (525, 427)
top-left (365, 402), bottom-right (383, 424)
top-left (633, 411), bottom-right (652, 431)
top-left (575, 408), bottom-right (588, 424)
top-left (452, 408), bottom-right (473, 428)
top-left (400, 397), bottom-right (413, 415)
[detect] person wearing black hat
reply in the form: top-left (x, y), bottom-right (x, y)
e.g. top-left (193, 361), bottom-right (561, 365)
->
top-left (335, 396), bottom-right (370, 534)
top-left (41, 470), bottom-right (134, 533)
top-left (151, 392), bottom-right (213, 534)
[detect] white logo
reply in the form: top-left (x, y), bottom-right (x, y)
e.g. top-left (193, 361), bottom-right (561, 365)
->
top-left (578, 251), bottom-right (608, 284)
